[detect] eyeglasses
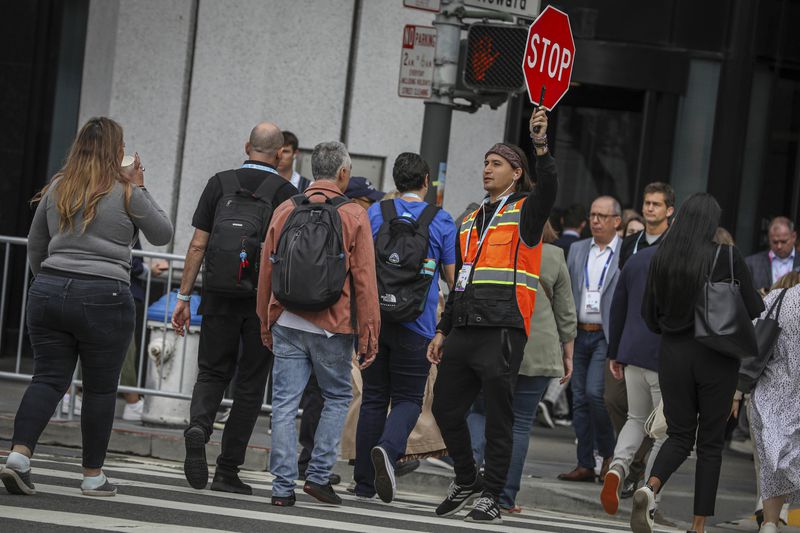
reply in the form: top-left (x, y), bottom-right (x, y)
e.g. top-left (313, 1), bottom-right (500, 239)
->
top-left (588, 212), bottom-right (620, 222)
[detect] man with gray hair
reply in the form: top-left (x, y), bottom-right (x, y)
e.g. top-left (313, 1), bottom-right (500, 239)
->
top-left (173, 121), bottom-right (298, 495)
top-left (258, 141), bottom-right (381, 506)
top-left (559, 195), bottom-right (622, 482)
top-left (745, 216), bottom-right (799, 291)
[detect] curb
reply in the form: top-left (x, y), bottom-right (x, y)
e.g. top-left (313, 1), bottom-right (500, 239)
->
top-left (0, 415), bottom-right (269, 472)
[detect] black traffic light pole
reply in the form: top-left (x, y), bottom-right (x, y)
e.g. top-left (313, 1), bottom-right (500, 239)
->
top-left (421, 0), bottom-right (462, 205)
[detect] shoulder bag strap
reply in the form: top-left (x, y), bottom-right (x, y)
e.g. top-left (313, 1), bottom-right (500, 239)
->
top-left (415, 204), bottom-right (441, 233)
top-left (728, 245), bottom-right (736, 286)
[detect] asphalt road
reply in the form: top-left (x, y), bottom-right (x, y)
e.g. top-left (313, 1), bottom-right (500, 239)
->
top-left (0, 445), bottom-right (684, 533)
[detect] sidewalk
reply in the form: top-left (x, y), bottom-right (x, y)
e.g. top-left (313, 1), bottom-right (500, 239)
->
top-left (0, 379), bottom-right (794, 533)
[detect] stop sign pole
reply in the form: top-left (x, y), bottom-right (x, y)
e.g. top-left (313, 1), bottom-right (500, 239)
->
top-left (521, 5), bottom-right (575, 111)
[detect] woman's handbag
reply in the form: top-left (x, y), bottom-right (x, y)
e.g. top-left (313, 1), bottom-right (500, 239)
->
top-left (694, 245), bottom-right (758, 359)
top-left (738, 288), bottom-right (788, 392)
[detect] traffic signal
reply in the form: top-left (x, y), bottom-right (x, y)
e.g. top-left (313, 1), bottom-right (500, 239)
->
top-left (462, 23), bottom-right (528, 93)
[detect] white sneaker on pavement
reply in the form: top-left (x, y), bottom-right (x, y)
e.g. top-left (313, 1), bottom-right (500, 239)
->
top-left (122, 399), bottom-right (144, 421)
top-left (630, 485), bottom-right (656, 533)
top-left (759, 523), bottom-right (779, 533)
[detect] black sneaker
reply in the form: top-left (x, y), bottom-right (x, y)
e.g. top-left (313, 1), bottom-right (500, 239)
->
top-left (81, 479), bottom-right (117, 497)
top-left (0, 466), bottom-right (36, 495)
top-left (299, 471), bottom-right (341, 485)
top-left (271, 491), bottom-right (296, 507)
top-left (371, 446), bottom-right (396, 503)
top-left (303, 480), bottom-right (342, 505)
top-left (395, 459), bottom-right (420, 477)
top-left (435, 474), bottom-right (483, 517)
top-left (621, 477), bottom-right (638, 499)
top-left (211, 471), bottom-right (252, 495)
top-left (464, 493), bottom-right (502, 523)
top-left (183, 426), bottom-right (208, 489)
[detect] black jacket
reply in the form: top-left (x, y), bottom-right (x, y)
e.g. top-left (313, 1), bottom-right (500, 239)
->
top-left (437, 153), bottom-right (557, 335)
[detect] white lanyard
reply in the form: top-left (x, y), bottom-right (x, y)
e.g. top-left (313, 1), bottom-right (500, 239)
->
top-left (241, 163), bottom-right (280, 176)
top-left (463, 194), bottom-right (511, 262)
top-left (401, 192), bottom-right (423, 201)
top-left (632, 231), bottom-right (645, 255)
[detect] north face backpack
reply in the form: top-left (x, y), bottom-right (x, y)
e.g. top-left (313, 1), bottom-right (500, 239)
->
top-left (203, 170), bottom-right (282, 297)
top-left (270, 192), bottom-right (352, 311)
top-left (374, 199), bottom-right (440, 322)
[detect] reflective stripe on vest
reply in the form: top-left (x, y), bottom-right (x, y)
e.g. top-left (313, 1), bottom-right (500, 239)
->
top-left (458, 197), bottom-right (543, 334)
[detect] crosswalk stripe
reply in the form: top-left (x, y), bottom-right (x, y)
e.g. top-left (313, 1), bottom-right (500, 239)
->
top-left (0, 504), bottom-right (231, 532)
top-left (21, 456), bottom-right (680, 533)
top-left (30, 468), bottom-right (561, 532)
top-left (34, 483), bottom-right (430, 533)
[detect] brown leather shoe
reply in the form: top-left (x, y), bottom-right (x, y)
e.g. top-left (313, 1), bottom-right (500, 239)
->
top-left (599, 457), bottom-right (612, 481)
top-left (557, 466), bottom-right (596, 482)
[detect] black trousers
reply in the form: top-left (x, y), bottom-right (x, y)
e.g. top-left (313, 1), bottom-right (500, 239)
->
top-left (14, 274), bottom-right (134, 468)
top-left (297, 373), bottom-right (323, 474)
top-left (188, 313), bottom-right (273, 474)
top-left (650, 332), bottom-right (739, 516)
top-left (432, 326), bottom-right (526, 497)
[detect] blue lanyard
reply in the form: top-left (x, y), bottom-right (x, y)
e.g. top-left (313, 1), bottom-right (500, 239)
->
top-left (585, 247), bottom-right (614, 291)
top-left (241, 163), bottom-right (280, 176)
top-left (463, 194), bottom-right (511, 262)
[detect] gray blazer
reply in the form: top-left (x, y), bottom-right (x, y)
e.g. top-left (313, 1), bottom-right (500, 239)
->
top-left (745, 250), bottom-right (800, 290)
top-left (567, 237), bottom-right (622, 341)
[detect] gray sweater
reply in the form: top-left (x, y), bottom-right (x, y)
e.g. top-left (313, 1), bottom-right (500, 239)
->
top-left (27, 179), bottom-right (173, 284)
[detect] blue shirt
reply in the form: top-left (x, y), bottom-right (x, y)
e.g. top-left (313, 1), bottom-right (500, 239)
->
top-left (368, 198), bottom-right (457, 339)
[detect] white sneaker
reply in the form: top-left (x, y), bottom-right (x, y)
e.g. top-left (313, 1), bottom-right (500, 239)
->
top-left (759, 523), bottom-right (779, 533)
top-left (630, 485), bottom-right (656, 533)
top-left (61, 393), bottom-right (82, 416)
top-left (122, 399), bottom-right (144, 421)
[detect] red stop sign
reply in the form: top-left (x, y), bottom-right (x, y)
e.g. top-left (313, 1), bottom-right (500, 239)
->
top-left (521, 6), bottom-right (575, 111)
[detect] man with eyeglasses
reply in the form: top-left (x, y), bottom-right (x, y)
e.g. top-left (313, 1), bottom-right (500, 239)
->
top-left (559, 196), bottom-right (622, 482)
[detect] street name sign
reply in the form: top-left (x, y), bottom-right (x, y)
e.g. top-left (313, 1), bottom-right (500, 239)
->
top-left (403, 0), bottom-right (441, 12)
top-left (521, 5), bottom-right (575, 110)
top-left (464, 0), bottom-right (540, 18)
top-left (398, 25), bottom-right (437, 99)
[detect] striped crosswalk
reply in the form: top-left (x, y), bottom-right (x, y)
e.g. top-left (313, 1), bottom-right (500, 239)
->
top-left (0, 452), bottom-right (681, 533)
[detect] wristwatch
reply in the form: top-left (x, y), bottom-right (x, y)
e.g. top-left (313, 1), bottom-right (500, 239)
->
top-left (176, 292), bottom-right (191, 302)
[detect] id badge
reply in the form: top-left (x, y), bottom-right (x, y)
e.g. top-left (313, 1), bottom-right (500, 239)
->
top-left (584, 290), bottom-right (601, 314)
top-left (455, 263), bottom-right (473, 292)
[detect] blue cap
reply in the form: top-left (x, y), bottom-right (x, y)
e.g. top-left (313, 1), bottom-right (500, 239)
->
top-left (345, 176), bottom-right (384, 202)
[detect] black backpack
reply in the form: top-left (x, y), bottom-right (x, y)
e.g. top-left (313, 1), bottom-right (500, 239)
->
top-left (203, 170), bottom-right (282, 297)
top-left (270, 192), bottom-right (352, 311)
top-left (374, 199), bottom-right (440, 322)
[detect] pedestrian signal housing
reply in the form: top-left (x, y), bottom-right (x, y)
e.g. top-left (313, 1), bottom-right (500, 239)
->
top-left (463, 23), bottom-right (528, 93)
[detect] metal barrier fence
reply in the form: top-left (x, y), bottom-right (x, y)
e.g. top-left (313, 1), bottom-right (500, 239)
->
top-left (0, 234), bottom-right (273, 422)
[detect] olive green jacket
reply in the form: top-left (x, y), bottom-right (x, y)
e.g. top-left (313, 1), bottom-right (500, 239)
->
top-left (519, 244), bottom-right (578, 377)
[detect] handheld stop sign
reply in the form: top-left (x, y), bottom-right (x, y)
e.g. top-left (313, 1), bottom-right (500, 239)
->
top-left (521, 5), bottom-right (575, 111)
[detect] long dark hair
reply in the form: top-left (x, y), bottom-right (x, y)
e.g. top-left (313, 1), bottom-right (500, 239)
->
top-left (648, 193), bottom-right (721, 316)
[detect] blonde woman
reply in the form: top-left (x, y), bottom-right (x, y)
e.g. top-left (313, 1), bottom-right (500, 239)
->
top-left (0, 117), bottom-right (172, 497)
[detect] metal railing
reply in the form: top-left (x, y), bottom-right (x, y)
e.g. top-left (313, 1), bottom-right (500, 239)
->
top-left (0, 234), bottom-right (273, 422)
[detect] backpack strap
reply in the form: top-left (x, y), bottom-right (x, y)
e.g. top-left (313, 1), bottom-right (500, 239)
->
top-left (415, 204), bottom-right (441, 233)
top-left (379, 199), bottom-right (398, 222)
top-left (218, 170), bottom-right (242, 196)
top-left (251, 176), bottom-right (285, 204)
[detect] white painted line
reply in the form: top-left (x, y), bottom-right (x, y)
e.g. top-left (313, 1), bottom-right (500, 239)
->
top-left (34, 483), bottom-right (429, 533)
top-left (0, 504), bottom-right (230, 532)
top-left (31, 467), bottom-right (631, 532)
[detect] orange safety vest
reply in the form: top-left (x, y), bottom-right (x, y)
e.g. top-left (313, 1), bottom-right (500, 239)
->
top-left (459, 197), bottom-right (543, 335)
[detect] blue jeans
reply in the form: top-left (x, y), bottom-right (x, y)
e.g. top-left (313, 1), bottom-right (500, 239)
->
top-left (269, 324), bottom-right (354, 497)
top-left (354, 322), bottom-right (430, 496)
top-left (13, 272), bottom-right (134, 468)
top-left (572, 330), bottom-right (615, 469)
top-left (467, 375), bottom-right (550, 508)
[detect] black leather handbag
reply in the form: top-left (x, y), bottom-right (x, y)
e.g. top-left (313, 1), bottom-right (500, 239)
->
top-left (694, 245), bottom-right (758, 359)
top-left (738, 288), bottom-right (788, 392)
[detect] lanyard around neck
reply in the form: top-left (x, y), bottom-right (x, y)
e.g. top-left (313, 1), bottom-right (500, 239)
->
top-left (241, 163), bottom-right (279, 176)
top-left (585, 246), bottom-right (615, 291)
top-left (463, 194), bottom-right (512, 263)
top-left (401, 192), bottom-right (423, 201)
